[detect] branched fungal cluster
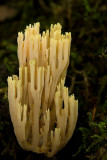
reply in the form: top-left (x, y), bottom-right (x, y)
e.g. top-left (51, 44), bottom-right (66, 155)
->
top-left (8, 23), bottom-right (78, 157)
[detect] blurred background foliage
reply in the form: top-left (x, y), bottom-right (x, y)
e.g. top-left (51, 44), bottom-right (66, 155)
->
top-left (0, 0), bottom-right (107, 160)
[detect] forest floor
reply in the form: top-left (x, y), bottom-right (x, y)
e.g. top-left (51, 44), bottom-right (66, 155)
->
top-left (0, 0), bottom-right (107, 160)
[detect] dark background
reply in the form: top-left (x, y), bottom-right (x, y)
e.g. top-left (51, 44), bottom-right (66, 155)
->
top-left (0, 0), bottom-right (107, 160)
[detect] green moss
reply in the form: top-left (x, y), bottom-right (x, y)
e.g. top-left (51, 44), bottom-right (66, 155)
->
top-left (77, 112), bottom-right (107, 155)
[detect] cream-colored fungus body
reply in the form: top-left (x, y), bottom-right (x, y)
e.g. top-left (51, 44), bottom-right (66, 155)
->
top-left (8, 23), bottom-right (78, 157)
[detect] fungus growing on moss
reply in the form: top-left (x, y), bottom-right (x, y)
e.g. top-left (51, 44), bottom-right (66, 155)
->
top-left (8, 23), bottom-right (78, 157)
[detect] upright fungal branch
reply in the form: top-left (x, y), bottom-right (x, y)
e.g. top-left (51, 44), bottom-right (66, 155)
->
top-left (8, 23), bottom-right (78, 157)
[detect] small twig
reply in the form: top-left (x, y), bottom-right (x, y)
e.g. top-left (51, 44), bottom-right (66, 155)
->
top-left (1, 143), bottom-right (10, 155)
top-left (83, 71), bottom-right (89, 101)
top-left (92, 104), bottom-right (97, 120)
top-left (66, 0), bottom-right (72, 27)
top-left (69, 75), bottom-right (76, 95)
top-left (25, 154), bottom-right (33, 160)
top-left (39, 0), bottom-right (51, 12)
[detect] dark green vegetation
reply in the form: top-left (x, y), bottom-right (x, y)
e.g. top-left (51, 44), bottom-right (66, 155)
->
top-left (0, 0), bottom-right (107, 160)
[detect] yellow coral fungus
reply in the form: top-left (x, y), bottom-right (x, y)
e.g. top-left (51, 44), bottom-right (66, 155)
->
top-left (8, 23), bottom-right (78, 157)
